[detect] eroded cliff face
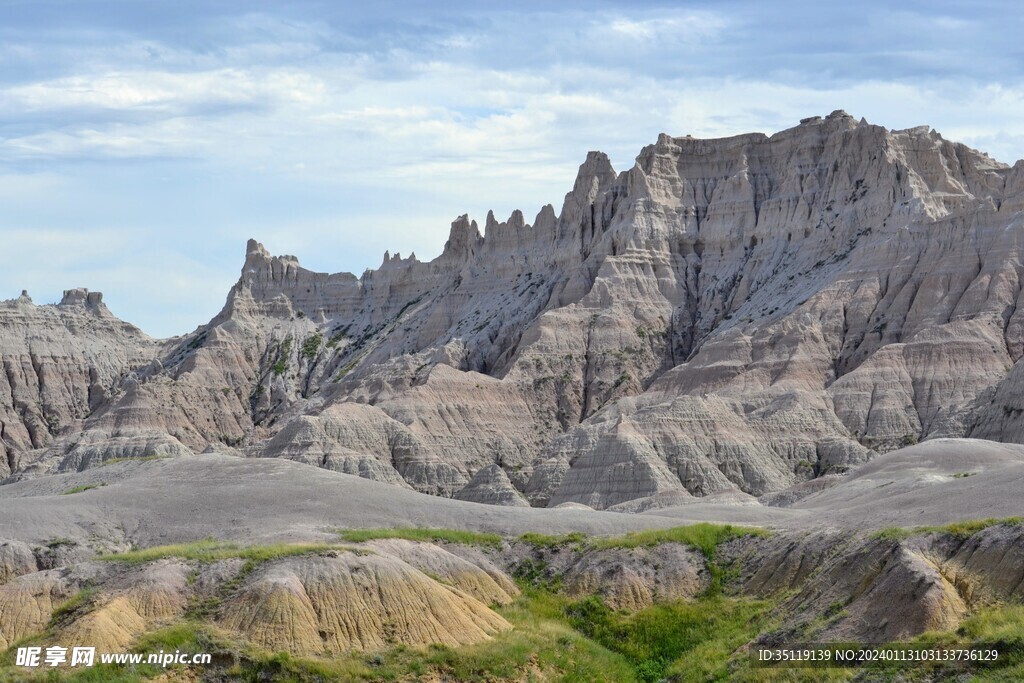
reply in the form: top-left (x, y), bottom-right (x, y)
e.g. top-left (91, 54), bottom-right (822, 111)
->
top-left (5, 111), bottom-right (1024, 509)
top-left (0, 290), bottom-right (158, 478)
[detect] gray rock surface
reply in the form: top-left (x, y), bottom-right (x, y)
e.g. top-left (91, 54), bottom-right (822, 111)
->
top-left (0, 439), bottom-right (1021, 553)
top-left (454, 464), bottom-right (530, 507)
top-left (5, 113), bottom-right (1024, 512)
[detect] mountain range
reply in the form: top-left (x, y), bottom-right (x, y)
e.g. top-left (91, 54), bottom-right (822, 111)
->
top-left (5, 110), bottom-right (1024, 512)
top-left (4, 112), bottom-right (1024, 680)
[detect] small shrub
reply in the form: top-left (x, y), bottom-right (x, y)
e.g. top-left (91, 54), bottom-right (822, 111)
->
top-left (301, 332), bottom-right (323, 360)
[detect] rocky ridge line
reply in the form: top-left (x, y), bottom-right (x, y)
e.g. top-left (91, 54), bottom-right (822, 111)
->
top-left (3, 112), bottom-right (1024, 510)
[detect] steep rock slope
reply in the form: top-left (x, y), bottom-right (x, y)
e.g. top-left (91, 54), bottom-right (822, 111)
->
top-left (5, 112), bottom-right (1024, 511)
top-left (0, 290), bottom-right (158, 477)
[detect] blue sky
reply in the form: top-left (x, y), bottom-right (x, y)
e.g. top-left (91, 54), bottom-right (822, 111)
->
top-left (2, 0), bottom-right (1023, 336)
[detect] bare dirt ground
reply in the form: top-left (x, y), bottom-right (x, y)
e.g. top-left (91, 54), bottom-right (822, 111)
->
top-left (1, 438), bottom-right (1022, 550)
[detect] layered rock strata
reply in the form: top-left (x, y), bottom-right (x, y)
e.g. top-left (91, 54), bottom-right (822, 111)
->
top-left (4, 112), bottom-right (1024, 510)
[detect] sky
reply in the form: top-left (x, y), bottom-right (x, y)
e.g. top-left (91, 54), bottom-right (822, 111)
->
top-left (2, 0), bottom-right (1023, 337)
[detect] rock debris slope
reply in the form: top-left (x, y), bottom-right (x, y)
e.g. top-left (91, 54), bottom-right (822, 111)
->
top-left (4, 112), bottom-right (1024, 510)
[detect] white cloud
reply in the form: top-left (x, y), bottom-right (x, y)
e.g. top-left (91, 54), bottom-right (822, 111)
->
top-left (2, 2), bottom-right (1023, 337)
top-left (604, 11), bottom-right (726, 43)
top-left (2, 67), bottom-right (326, 115)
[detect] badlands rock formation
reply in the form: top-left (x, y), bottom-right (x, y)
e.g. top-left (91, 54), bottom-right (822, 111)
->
top-left (219, 551), bottom-right (512, 654)
top-left (0, 547), bottom-right (516, 657)
top-left (4, 112), bottom-right (1024, 511)
top-left (0, 289), bottom-right (157, 478)
top-left (0, 436), bottom-right (1022, 678)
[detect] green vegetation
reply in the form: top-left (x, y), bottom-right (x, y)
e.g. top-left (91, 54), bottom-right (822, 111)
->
top-left (5, 559), bottom-right (1022, 683)
top-left (935, 517), bottom-right (1023, 539)
top-left (848, 605), bottom-right (1024, 682)
top-left (229, 589), bottom-right (774, 683)
top-left (27, 522), bottom-right (1024, 682)
top-left (588, 523), bottom-right (769, 555)
top-left (955, 605), bottom-right (1024, 681)
top-left (518, 531), bottom-right (588, 549)
top-left (585, 524), bottom-right (768, 596)
top-left (333, 358), bottom-right (359, 381)
top-left (512, 557), bottom-right (562, 590)
top-left (185, 332), bottom-right (207, 351)
top-left (568, 594), bottom-right (774, 683)
top-left (98, 539), bottom-right (353, 566)
top-left (337, 524), bottom-right (768, 559)
top-left (326, 329), bottom-right (348, 348)
top-left (48, 586), bottom-right (98, 627)
top-left (229, 589), bottom-right (639, 682)
top-left (271, 336), bottom-right (293, 375)
top-left (99, 454), bottom-right (167, 467)
top-left (396, 295), bottom-right (424, 318)
top-left (60, 483), bottom-right (104, 495)
top-left (872, 517), bottom-right (1023, 543)
top-left (336, 527), bottom-right (503, 549)
top-left (301, 332), bottom-right (323, 360)
top-left (0, 622), bottom-right (232, 683)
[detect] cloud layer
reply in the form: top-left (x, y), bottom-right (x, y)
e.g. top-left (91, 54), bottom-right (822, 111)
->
top-left (2, 1), bottom-right (1023, 336)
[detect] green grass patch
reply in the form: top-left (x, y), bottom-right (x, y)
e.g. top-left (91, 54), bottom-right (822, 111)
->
top-left (231, 587), bottom-right (638, 682)
top-left (516, 524), bottom-right (769, 556)
top-left (98, 539), bottom-right (352, 565)
top-left (589, 524), bottom-right (770, 596)
top-left (518, 531), bottom-right (588, 549)
top-left (336, 527), bottom-right (504, 549)
top-left (872, 518), bottom-right (1023, 543)
top-left (60, 483), bottom-right (104, 495)
top-left (566, 593), bottom-right (775, 683)
top-left (0, 667), bottom-right (150, 682)
top-left (589, 523), bottom-right (770, 555)
top-left (849, 604), bottom-right (1024, 681)
top-left (99, 454), bottom-right (168, 467)
top-left (49, 586), bottom-right (98, 627)
top-left (931, 517), bottom-right (1023, 539)
top-left (0, 623), bottom-right (234, 683)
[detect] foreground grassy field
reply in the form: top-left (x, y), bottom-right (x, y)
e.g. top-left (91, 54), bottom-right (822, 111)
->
top-left (6, 589), bottom-right (1022, 682)
top-left (0, 588), bottom-right (773, 682)
top-left (2, 523), bottom-right (1023, 682)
